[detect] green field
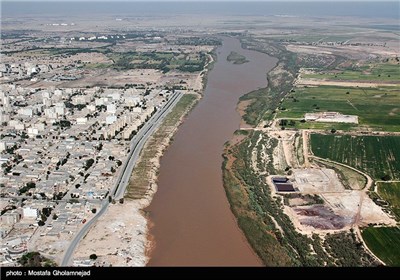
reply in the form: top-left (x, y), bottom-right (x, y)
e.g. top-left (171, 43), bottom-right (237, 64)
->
top-left (377, 182), bottom-right (400, 220)
top-left (279, 119), bottom-right (357, 131)
top-left (277, 85), bottom-right (400, 131)
top-left (310, 134), bottom-right (400, 180)
top-left (303, 63), bottom-right (400, 83)
top-left (362, 227), bottom-right (400, 267)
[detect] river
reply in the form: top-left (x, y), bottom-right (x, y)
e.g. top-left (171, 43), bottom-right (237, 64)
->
top-left (146, 37), bottom-right (277, 266)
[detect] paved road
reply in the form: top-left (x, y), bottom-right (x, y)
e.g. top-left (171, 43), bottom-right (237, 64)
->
top-left (61, 92), bottom-right (183, 266)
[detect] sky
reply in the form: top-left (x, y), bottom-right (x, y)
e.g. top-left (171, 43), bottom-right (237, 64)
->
top-left (3, 0), bottom-right (395, 2)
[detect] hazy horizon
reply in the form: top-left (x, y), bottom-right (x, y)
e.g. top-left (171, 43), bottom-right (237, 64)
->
top-left (2, 0), bottom-right (399, 2)
top-left (2, 0), bottom-right (399, 19)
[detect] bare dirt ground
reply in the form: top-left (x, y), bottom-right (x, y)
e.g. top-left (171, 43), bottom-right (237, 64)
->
top-left (282, 189), bottom-right (395, 233)
top-left (73, 201), bottom-right (148, 266)
top-left (293, 168), bottom-right (345, 193)
top-left (264, 129), bottom-right (396, 234)
top-left (286, 44), bottom-right (399, 60)
top-left (60, 69), bottom-right (163, 88)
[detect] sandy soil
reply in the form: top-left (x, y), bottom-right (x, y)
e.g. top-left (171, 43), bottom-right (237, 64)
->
top-left (286, 44), bottom-right (399, 60)
top-left (293, 168), bottom-right (346, 193)
top-left (283, 190), bottom-right (395, 234)
top-left (73, 200), bottom-right (148, 266)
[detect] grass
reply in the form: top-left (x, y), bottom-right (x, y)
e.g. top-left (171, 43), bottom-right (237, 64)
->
top-left (278, 85), bottom-right (400, 131)
top-left (280, 119), bottom-right (357, 131)
top-left (240, 87), bottom-right (271, 126)
top-left (377, 182), bottom-right (400, 221)
top-left (126, 94), bottom-right (198, 199)
top-left (226, 51), bottom-right (249, 64)
top-left (303, 62), bottom-right (400, 83)
top-left (311, 134), bottom-right (400, 180)
top-left (362, 227), bottom-right (400, 267)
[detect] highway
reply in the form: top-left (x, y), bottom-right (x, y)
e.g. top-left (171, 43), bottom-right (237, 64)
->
top-left (61, 92), bottom-right (183, 266)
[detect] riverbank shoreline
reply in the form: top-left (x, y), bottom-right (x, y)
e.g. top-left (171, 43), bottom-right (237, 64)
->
top-left (145, 37), bottom-right (275, 266)
top-left (72, 53), bottom-right (214, 266)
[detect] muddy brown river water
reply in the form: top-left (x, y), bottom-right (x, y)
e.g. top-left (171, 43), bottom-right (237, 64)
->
top-left (146, 37), bottom-right (277, 266)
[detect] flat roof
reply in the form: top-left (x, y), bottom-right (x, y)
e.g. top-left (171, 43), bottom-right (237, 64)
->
top-left (274, 183), bottom-right (295, 192)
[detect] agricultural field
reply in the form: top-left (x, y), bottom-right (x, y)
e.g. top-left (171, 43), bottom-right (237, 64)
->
top-left (362, 227), bottom-right (400, 267)
top-left (310, 134), bottom-right (400, 180)
top-left (302, 61), bottom-right (400, 83)
top-left (279, 119), bottom-right (357, 131)
top-left (277, 85), bottom-right (400, 131)
top-left (377, 182), bottom-right (400, 221)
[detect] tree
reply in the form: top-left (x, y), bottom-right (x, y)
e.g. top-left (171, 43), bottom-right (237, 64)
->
top-left (89, 254), bottom-right (97, 260)
top-left (84, 159), bottom-right (95, 170)
top-left (91, 208), bottom-right (97, 214)
top-left (19, 252), bottom-right (56, 267)
top-left (331, 128), bottom-right (337, 134)
top-left (119, 198), bottom-right (124, 204)
top-left (38, 220), bottom-right (45, 226)
top-left (42, 207), bottom-right (52, 217)
top-left (52, 214), bottom-right (58, 220)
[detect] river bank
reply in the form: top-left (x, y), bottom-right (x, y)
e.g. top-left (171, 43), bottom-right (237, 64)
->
top-left (72, 54), bottom-right (213, 266)
top-left (146, 37), bottom-right (276, 266)
top-left (73, 93), bottom-right (201, 266)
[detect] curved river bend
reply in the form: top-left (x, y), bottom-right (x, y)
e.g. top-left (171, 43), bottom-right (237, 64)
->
top-left (147, 37), bottom-right (277, 266)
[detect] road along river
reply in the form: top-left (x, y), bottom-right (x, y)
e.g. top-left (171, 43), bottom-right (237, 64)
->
top-left (147, 37), bottom-right (277, 266)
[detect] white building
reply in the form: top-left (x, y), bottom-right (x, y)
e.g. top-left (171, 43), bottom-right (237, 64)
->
top-left (87, 105), bottom-right (96, 112)
top-left (124, 96), bottom-right (141, 107)
top-left (106, 115), bottom-right (117, 125)
top-left (76, 117), bottom-right (87, 125)
top-left (27, 128), bottom-right (39, 137)
top-left (22, 207), bottom-right (39, 219)
top-left (55, 103), bottom-right (66, 115)
top-left (304, 112), bottom-right (358, 124)
top-left (107, 104), bottom-right (116, 114)
top-left (18, 108), bottom-right (33, 117)
top-left (0, 211), bottom-right (21, 225)
top-left (0, 141), bottom-right (6, 152)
